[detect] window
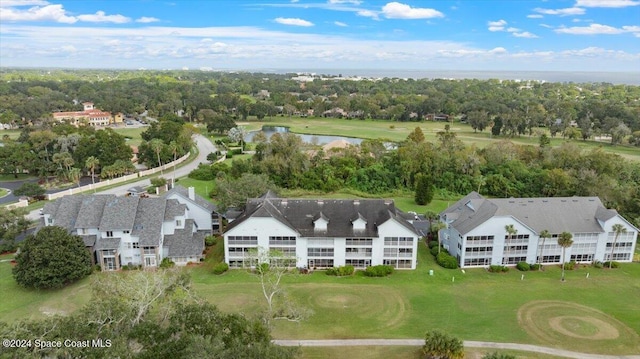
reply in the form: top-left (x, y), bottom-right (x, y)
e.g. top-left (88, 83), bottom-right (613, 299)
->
top-left (176, 219), bottom-right (182, 227)
top-left (228, 236), bottom-right (258, 245)
top-left (269, 236), bottom-right (296, 245)
top-left (345, 247), bottom-right (372, 257)
top-left (464, 257), bottom-right (490, 267)
top-left (346, 238), bottom-right (373, 246)
top-left (345, 259), bottom-right (371, 268)
top-left (307, 259), bottom-right (333, 268)
top-left (123, 230), bottom-right (130, 234)
top-left (133, 242), bottom-right (140, 249)
top-left (383, 259), bottom-right (413, 269)
top-left (143, 246), bottom-right (155, 255)
top-left (106, 231), bottom-right (113, 238)
top-left (384, 237), bottom-right (413, 246)
top-left (307, 248), bottom-right (334, 257)
top-left (269, 247), bottom-right (296, 256)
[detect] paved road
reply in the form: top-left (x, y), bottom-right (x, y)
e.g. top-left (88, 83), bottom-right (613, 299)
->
top-left (273, 339), bottom-right (640, 359)
top-left (24, 134), bottom-right (216, 221)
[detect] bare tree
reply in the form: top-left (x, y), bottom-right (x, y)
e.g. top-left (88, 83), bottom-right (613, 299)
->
top-left (249, 247), bottom-right (312, 327)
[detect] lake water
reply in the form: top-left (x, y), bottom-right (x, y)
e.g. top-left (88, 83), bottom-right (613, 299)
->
top-left (245, 126), bottom-right (363, 145)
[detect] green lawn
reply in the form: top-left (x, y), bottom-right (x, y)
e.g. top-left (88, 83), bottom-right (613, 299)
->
top-left (187, 244), bottom-right (640, 356)
top-left (1, 246), bottom-right (639, 356)
top-left (113, 126), bottom-right (146, 146)
top-left (238, 117), bottom-right (640, 161)
top-left (299, 347), bottom-right (567, 359)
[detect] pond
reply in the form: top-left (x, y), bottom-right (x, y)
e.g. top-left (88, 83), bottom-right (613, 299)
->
top-left (244, 126), bottom-right (363, 145)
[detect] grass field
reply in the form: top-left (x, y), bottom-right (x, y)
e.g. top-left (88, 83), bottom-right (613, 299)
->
top-left (238, 117), bottom-right (640, 161)
top-left (1, 245), bottom-right (639, 356)
top-left (298, 347), bottom-right (568, 359)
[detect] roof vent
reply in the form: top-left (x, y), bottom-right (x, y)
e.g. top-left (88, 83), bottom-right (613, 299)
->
top-left (281, 199), bottom-right (288, 206)
top-left (317, 199), bottom-right (324, 205)
top-left (353, 199), bottom-right (360, 205)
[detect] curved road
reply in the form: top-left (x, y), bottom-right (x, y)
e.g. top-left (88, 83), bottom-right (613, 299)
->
top-left (25, 134), bottom-right (216, 221)
top-left (273, 339), bottom-right (640, 359)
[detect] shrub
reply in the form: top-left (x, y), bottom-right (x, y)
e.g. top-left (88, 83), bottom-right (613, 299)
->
top-left (150, 177), bottom-right (167, 187)
top-left (530, 263), bottom-right (541, 271)
top-left (226, 152), bottom-right (233, 159)
top-left (160, 257), bottom-right (175, 269)
top-left (430, 245), bottom-right (442, 257)
top-left (436, 252), bottom-right (458, 269)
top-left (516, 262), bottom-right (530, 271)
top-left (205, 235), bottom-right (217, 247)
top-left (232, 148), bottom-right (243, 155)
top-left (327, 265), bottom-right (355, 276)
top-left (363, 265), bottom-right (394, 277)
top-left (592, 260), bottom-right (604, 269)
top-left (428, 240), bottom-right (439, 249)
top-left (563, 261), bottom-right (576, 270)
top-left (488, 265), bottom-right (509, 273)
top-left (212, 262), bottom-right (229, 275)
top-left (603, 261), bottom-right (619, 268)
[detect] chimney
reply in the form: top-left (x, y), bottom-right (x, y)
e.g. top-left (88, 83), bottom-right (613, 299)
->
top-left (188, 187), bottom-right (195, 201)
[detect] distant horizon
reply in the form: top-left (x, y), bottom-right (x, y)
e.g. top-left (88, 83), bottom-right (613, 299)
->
top-left (3, 66), bottom-right (639, 85)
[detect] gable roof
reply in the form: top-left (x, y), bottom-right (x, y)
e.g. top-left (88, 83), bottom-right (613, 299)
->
top-left (46, 195), bottom-right (84, 231)
top-left (164, 185), bottom-right (216, 213)
top-left (75, 195), bottom-right (114, 229)
top-left (132, 197), bottom-right (167, 246)
top-left (99, 196), bottom-right (140, 231)
top-left (441, 192), bottom-right (618, 235)
top-left (163, 219), bottom-right (205, 257)
top-left (227, 197), bottom-right (418, 238)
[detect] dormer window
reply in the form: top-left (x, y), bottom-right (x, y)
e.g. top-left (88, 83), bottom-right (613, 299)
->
top-left (314, 212), bottom-right (329, 231)
top-left (352, 213), bottom-right (367, 231)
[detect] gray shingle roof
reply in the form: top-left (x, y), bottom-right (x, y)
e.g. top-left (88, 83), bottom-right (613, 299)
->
top-left (442, 192), bottom-right (613, 235)
top-left (164, 185), bottom-right (217, 213)
top-left (95, 237), bottom-right (121, 250)
top-left (99, 196), bottom-right (139, 231)
top-left (75, 195), bottom-right (114, 229)
top-left (48, 195), bottom-right (84, 231)
top-left (227, 197), bottom-right (418, 238)
top-left (132, 198), bottom-right (166, 246)
top-left (164, 199), bottom-right (186, 221)
top-left (164, 220), bottom-right (205, 257)
top-left (80, 235), bottom-right (96, 247)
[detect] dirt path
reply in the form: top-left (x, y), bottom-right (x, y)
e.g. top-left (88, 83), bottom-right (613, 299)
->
top-left (272, 339), bottom-right (640, 359)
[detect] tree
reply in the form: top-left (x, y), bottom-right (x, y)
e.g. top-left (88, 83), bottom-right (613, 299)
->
top-left (610, 123), bottom-right (631, 145)
top-left (228, 126), bottom-right (248, 150)
top-left (609, 224), bottom-right (627, 269)
top-left (431, 221), bottom-right (447, 255)
top-left (422, 330), bottom-right (464, 359)
top-left (249, 247), bottom-right (310, 328)
top-left (150, 138), bottom-right (165, 174)
top-left (407, 127), bottom-right (425, 143)
top-left (557, 231), bottom-right (573, 281)
top-left (13, 226), bottom-right (92, 289)
top-left (85, 155), bottom-right (99, 190)
top-left (214, 173), bottom-right (276, 212)
top-left (414, 173), bottom-right (434, 205)
top-left (0, 207), bottom-right (29, 253)
top-left (504, 224), bottom-right (517, 265)
top-left (537, 229), bottom-right (551, 270)
top-left (13, 182), bottom-right (45, 199)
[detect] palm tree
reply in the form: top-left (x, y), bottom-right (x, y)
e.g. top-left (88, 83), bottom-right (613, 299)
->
top-left (557, 231), bottom-right (573, 282)
top-left (85, 156), bottom-right (99, 192)
top-left (537, 229), bottom-right (551, 270)
top-left (168, 140), bottom-right (178, 187)
top-left (609, 224), bottom-right (627, 269)
top-left (68, 167), bottom-right (81, 187)
top-left (149, 139), bottom-right (165, 175)
top-left (431, 222), bottom-right (447, 254)
top-left (504, 224), bottom-right (517, 266)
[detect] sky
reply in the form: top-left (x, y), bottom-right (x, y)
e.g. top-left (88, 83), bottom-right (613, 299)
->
top-left (0, 0), bottom-right (639, 73)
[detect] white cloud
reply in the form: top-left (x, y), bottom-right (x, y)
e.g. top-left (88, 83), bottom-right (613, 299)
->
top-left (381, 2), bottom-right (444, 19)
top-left (488, 19), bottom-right (507, 32)
top-left (0, 4), bottom-right (77, 23)
top-left (555, 23), bottom-right (629, 34)
top-left (136, 17), bottom-right (160, 23)
top-left (513, 31), bottom-right (538, 38)
top-left (489, 47), bottom-right (507, 54)
top-left (274, 17), bottom-right (314, 26)
top-left (575, 0), bottom-right (640, 7)
top-left (77, 11), bottom-right (130, 23)
top-left (527, 14), bottom-right (544, 18)
top-left (534, 7), bottom-right (585, 16)
top-left (356, 9), bottom-right (379, 19)
top-left (540, 24), bottom-right (553, 28)
top-left (507, 27), bottom-right (520, 32)
top-left (334, 21), bottom-right (348, 27)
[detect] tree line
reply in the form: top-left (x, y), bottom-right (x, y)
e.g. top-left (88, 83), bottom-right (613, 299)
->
top-left (195, 128), bottom-right (640, 227)
top-left (1, 69), bottom-right (638, 145)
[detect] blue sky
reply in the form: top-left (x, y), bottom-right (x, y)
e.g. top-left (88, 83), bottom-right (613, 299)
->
top-left (0, 0), bottom-right (639, 72)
